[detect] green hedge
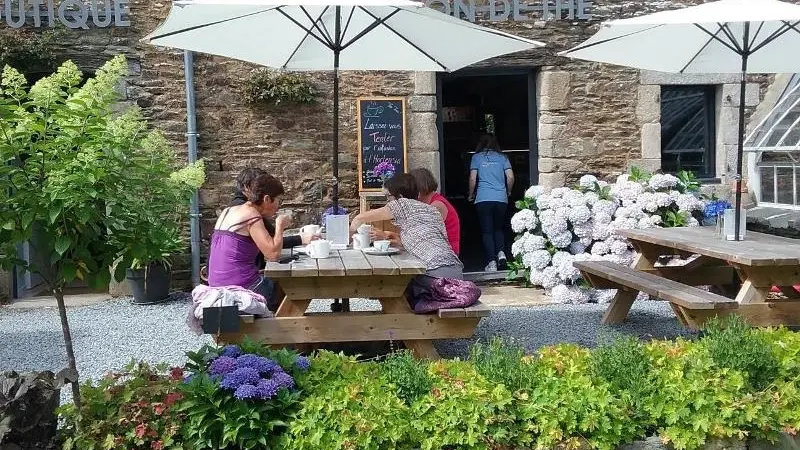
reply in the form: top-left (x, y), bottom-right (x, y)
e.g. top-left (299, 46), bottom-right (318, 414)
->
top-left (61, 317), bottom-right (800, 450)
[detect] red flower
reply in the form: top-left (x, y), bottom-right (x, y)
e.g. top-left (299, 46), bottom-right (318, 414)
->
top-left (151, 441), bottom-right (164, 450)
top-left (164, 392), bottom-right (183, 407)
top-left (135, 423), bottom-right (148, 439)
top-left (169, 366), bottom-right (184, 381)
top-left (152, 403), bottom-right (166, 416)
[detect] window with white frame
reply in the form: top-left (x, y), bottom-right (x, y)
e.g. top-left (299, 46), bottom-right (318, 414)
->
top-left (746, 74), bottom-right (800, 208)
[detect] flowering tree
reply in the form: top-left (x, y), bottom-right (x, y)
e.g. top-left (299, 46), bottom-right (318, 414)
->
top-left (509, 168), bottom-right (706, 303)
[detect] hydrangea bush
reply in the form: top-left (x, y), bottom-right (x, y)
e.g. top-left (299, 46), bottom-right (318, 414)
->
top-left (509, 168), bottom-right (707, 303)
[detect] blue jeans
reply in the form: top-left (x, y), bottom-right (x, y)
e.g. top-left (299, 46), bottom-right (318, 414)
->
top-left (476, 201), bottom-right (507, 264)
top-left (248, 276), bottom-right (278, 312)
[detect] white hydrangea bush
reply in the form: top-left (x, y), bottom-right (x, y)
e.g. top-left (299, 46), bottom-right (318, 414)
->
top-left (509, 168), bottom-right (706, 304)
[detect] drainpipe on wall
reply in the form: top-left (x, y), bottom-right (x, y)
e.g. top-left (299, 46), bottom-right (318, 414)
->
top-left (184, 50), bottom-right (201, 286)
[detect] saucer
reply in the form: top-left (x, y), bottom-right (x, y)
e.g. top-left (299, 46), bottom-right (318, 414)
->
top-left (362, 247), bottom-right (400, 256)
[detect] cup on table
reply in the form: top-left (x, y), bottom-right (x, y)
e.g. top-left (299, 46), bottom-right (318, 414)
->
top-left (357, 224), bottom-right (372, 245)
top-left (352, 233), bottom-right (368, 249)
top-left (308, 239), bottom-right (332, 258)
top-left (301, 224), bottom-right (322, 235)
top-left (374, 240), bottom-right (391, 252)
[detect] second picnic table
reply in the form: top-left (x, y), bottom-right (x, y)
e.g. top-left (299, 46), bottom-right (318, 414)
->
top-left (215, 248), bottom-right (489, 359)
top-left (575, 227), bottom-right (800, 329)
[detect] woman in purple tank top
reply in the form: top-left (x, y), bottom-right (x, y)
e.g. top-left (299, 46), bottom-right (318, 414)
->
top-left (207, 173), bottom-right (291, 312)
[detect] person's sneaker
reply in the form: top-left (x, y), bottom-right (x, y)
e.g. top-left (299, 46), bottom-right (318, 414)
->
top-left (484, 261), bottom-right (498, 272)
top-left (497, 251), bottom-right (508, 270)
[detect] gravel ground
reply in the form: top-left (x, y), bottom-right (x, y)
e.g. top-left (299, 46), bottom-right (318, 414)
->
top-left (0, 295), bottom-right (694, 403)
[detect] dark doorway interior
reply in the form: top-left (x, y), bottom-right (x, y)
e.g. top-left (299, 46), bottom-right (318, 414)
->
top-left (439, 72), bottom-right (534, 273)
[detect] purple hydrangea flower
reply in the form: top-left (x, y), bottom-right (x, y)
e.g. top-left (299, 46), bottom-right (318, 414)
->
top-left (234, 384), bottom-right (259, 400)
top-left (271, 371), bottom-right (295, 390)
top-left (220, 367), bottom-right (260, 391)
top-left (221, 345), bottom-right (242, 358)
top-left (208, 356), bottom-right (237, 376)
top-left (256, 379), bottom-right (280, 400)
top-left (295, 356), bottom-right (311, 372)
top-left (236, 354), bottom-right (280, 375)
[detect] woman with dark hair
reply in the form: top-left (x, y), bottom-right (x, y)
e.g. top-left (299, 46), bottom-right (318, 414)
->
top-left (409, 167), bottom-right (460, 256)
top-left (350, 174), bottom-right (463, 307)
top-left (468, 133), bottom-right (514, 271)
top-left (207, 173), bottom-right (290, 311)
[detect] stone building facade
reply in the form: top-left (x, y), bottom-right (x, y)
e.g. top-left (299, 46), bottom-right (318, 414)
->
top-left (0, 0), bottom-right (790, 299)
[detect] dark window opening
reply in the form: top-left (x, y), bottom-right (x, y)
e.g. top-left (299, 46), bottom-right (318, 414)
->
top-left (660, 85), bottom-right (716, 179)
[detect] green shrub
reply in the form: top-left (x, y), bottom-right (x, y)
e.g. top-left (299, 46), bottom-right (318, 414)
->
top-left (59, 361), bottom-right (186, 450)
top-left (470, 336), bottom-right (537, 393)
top-left (381, 350), bottom-right (434, 405)
top-left (702, 315), bottom-right (781, 391)
top-left (283, 351), bottom-right (412, 450)
top-left (242, 69), bottom-right (317, 106)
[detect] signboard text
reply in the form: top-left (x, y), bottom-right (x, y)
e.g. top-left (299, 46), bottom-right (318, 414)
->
top-left (0, 0), bottom-right (130, 29)
top-left (424, 0), bottom-right (592, 22)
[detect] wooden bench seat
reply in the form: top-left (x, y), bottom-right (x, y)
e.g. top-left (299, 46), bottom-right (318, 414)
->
top-left (438, 301), bottom-right (492, 318)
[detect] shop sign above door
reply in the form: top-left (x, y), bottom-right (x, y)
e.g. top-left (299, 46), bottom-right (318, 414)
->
top-left (424, 0), bottom-right (592, 22)
top-left (1, 0), bottom-right (130, 29)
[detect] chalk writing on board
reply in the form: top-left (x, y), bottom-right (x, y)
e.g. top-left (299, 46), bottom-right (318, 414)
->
top-left (357, 98), bottom-right (407, 191)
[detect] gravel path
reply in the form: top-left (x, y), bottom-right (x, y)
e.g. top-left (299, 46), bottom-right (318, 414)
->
top-left (0, 295), bottom-right (694, 402)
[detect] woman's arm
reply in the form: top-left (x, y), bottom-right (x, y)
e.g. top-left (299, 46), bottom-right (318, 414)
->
top-left (250, 219), bottom-right (284, 262)
top-left (431, 200), bottom-right (448, 221)
top-left (350, 206), bottom-right (393, 234)
top-left (505, 168), bottom-right (515, 195)
top-left (468, 169), bottom-right (478, 202)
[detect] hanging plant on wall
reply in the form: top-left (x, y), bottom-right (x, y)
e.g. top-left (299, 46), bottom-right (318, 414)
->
top-left (241, 68), bottom-right (318, 106)
top-left (0, 27), bottom-right (63, 75)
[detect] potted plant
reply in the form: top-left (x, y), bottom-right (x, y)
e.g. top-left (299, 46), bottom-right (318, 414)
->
top-left (112, 128), bottom-right (205, 304)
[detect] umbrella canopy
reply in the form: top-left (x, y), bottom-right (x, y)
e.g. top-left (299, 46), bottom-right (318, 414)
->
top-left (144, 0), bottom-right (543, 210)
top-left (560, 0), bottom-right (800, 240)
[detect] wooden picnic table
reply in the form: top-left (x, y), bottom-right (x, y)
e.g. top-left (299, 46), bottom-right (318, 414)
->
top-left (575, 227), bottom-right (800, 329)
top-left (214, 248), bottom-right (489, 359)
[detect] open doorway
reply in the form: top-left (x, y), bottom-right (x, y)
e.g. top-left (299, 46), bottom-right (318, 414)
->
top-left (437, 70), bottom-right (538, 273)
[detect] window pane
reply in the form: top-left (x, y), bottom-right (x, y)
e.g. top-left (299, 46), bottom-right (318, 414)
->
top-left (777, 167), bottom-right (794, 205)
top-left (661, 86), bottom-right (714, 178)
top-left (760, 166), bottom-right (775, 203)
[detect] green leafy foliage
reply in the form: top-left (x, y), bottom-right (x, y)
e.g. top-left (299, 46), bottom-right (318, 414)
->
top-left (59, 361), bottom-right (186, 450)
top-left (628, 166), bottom-right (653, 183)
top-left (0, 27), bottom-right (63, 74)
top-left (701, 315), bottom-right (781, 391)
top-left (242, 69), bottom-right (317, 106)
top-left (470, 336), bottom-right (537, 394)
top-left (381, 350), bottom-right (434, 405)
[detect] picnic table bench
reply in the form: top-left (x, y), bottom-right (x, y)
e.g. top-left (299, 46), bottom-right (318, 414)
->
top-left (575, 227), bottom-right (800, 330)
top-left (214, 248), bottom-right (490, 359)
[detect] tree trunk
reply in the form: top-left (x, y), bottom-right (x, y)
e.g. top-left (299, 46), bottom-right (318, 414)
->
top-left (53, 288), bottom-right (81, 410)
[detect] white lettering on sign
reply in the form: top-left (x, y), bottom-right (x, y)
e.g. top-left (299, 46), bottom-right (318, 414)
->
top-left (0, 0), bottom-right (130, 28)
top-left (424, 0), bottom-right (592, 22)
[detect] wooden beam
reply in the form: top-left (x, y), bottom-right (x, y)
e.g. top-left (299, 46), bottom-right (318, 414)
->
top-left (277, 275), bottom-right (413, 300)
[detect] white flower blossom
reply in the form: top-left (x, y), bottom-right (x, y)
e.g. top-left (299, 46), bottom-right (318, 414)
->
top-left (550, 187), bottom-right (571, 198)
top-left (549, 230), bottom-right (574, 249)
top-left (591, 241), bottom-right (610, 255)
top-left (524, 235), bottom-right (547, 252)
top-left (567, 205), bottom-right (591, 225)
top-left (648, 173), bottom-right (680, 190)
top-left (637, 217), bottom-right (653, 229)
top-left (593, 289), bottom-right (616, 304)
top-left (583, 192), bottom-right (599, 205)
top-left (536, 194), bottom-right (553, 210)
top-left (541, 217), bottom-right (569, 236)
top-left (511, 209), bottom-right (539, 233)
top-left (579, 236), bottom-right (593, 246)
top-left (572, 221), bottom-right (594, 238)
top-left (688, 217), bottom-right (700, 227)
top-left (649, 215), bottom-right (663, 226)
top-left (579, 174), bottom-right (598, 190)
top-left (551, 284), bottom-right (592, 304)
top-left (609, 240), bottom-right (630, 255)
top-left (539, 266), bottom-right (560, 289)
top-left (676, 193), bottom-right (703, 212)
top-left (524, 249), bottom-right (551, 270)
top-left (525, 185), bottom-right (546, 199)
top-left (593, 212), bottom-right (612, 225)
top-left (616, 173), bottom-right (630, 183)
top-left (592, 199), bottom-right (617, 218)
top-left (592, 223), bottom-right (612, 240)
top-left (550, 197), bottom-right (568, 210)
top-left (568, 241), bottom-right (587, 255)
top-left (554, 206), bottom-right (571, 221)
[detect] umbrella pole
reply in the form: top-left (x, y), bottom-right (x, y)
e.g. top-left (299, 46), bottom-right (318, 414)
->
top-left (733, 23), bottom-right (750, 241)
top-left (331, 6), bottom-right (342, 214)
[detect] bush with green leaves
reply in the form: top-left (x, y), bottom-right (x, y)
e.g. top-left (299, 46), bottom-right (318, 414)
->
top-left (242, 69), bottom-right (317, 106)
top-left (470, 336), bottom-right (537, 394)
top-left (381, 350), bottom-right (434, 405)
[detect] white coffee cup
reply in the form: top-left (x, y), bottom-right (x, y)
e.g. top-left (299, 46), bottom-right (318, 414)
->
top-left (374, 240), bottom-right (391, 252)
top-left (357, 224), bottom-right (372, 244)
top-left (308, 240), bottom-right (331, 258)
top-left (352, 234), bottom-right (367, 249)
top-left (301, 224), bottom-right (322, 235)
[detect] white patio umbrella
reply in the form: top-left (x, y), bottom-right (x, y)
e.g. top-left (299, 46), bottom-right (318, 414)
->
top-left (144, 0), bottom-right (543, 210)
top-left (560, 0), bottom-right (800, 240)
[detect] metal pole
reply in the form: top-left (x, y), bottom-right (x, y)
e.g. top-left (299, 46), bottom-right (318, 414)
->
top-left (331, 5), bottom-right (341, 213)
top-left (184, 50), bottom-right (201, 285)
top-left (734, 23), bottom-right (750, 241)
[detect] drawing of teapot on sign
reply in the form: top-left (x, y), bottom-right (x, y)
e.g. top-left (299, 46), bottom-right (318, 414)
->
top-left (364, 104), bottom-right (384, 117)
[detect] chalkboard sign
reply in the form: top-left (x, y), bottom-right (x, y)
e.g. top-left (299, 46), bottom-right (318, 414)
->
top-left (357, 97), bottom-right (408, 191)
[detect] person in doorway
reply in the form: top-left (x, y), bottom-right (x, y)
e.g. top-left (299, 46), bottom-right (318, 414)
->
top-left (208, 173), bottom-right (290, 312)
top-left (350, 174), bottom-right (463, 308)
top-left (409, 167), bottom-right (461, 256)
top-left (468, 133), bottom-right (514, 272)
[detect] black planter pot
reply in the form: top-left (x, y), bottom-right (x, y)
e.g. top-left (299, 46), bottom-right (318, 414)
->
top-left (126, 262), bottom-right (171, 305)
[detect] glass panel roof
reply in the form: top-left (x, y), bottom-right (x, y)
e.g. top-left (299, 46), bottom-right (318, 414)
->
top-left (746, 74), bottom-right (800, 152)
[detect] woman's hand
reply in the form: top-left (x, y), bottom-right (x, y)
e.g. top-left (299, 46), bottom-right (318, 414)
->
top-left (370, 229), bottom-right (387, 241)
top-left (300, 232), bottom-right (320, 245)
top-left (276, 214), bottom-right (292, 230)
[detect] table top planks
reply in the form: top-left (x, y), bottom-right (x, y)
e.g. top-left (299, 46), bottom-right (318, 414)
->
top-left (262, 249), bottom-right (426, 278)
top-left (618, 227), bottom-right (800, 266)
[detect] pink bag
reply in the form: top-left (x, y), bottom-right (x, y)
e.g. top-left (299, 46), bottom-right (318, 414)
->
top-left (413, 278), bottom-right (481, 314)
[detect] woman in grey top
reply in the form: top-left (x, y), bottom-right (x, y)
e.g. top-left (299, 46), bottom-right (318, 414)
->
top-left (350, 174), bottom-right (463, 307)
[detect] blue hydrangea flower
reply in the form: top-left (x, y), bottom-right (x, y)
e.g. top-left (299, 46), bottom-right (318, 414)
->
top-left (234, 384), bottom-right (259, 400)
top-left (294, 356), bottom-right (311, 372)
top-left (220, 367), bottom-right (260, 391)
top-left (183, 374), bottom-right (194, 384)
top-left (271, 371), bottom-right (295, 390)
top-left (256, 379), bottom-right (279, 400)
top-left (236, 354), bottom-right (280, 375)
top-left (208, 356), bottom-right (237, 376)
top-left (221, 345), bottom-right (242, 358)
